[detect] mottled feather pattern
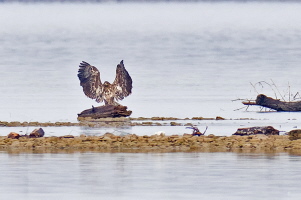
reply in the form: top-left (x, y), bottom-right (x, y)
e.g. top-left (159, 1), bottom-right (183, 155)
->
top-left (78, 61), bottom-right (103, 102)
top-left (77, 60), bottom-right (132, 105)
top-left (112, 60), bottom-right (133, 101)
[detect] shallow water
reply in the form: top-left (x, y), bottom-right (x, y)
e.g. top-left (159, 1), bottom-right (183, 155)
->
top-left (0, 152), bottom-right (301, 200)
top-left (0, 117), bottom-right (297, 137)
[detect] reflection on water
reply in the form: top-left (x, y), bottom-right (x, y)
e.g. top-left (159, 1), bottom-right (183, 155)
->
top-left (0, 152), bottom-right (301, 200)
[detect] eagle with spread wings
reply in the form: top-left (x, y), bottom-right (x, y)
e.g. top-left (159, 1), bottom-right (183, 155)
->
top-left (78, 60), bottom-right (132, 106)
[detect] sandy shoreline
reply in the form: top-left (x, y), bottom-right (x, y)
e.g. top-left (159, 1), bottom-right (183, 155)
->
top-left (1, 117), bottom-right (301, 154)
top-left (2, 133), bottom-right (301, 154)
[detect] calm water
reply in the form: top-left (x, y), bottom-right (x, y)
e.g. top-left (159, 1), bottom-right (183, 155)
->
top-left (1, 2), bottom-right (301, 122)
top-left (0, 152), bottom-right (301, 200)
top-left (1, 2), bottom-right (301, 135)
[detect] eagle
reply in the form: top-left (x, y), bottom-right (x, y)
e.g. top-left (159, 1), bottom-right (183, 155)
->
top-left (78, 60), bottom-right (132, 106)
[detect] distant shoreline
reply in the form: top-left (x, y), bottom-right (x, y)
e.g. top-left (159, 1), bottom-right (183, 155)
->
top-left (0, 116), bottom-right (252, 128)
top-left (1, 0), bottom-right (300, 2)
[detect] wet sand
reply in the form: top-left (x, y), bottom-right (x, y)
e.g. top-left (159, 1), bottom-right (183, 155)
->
top-left (1, 133), bottom-right (301, 154)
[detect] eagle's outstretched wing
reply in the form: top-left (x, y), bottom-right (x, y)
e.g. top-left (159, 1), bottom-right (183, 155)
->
top-left (78, 61), bottom-right (104, 103)
top-left (112, 60), bottom-right (133, 101)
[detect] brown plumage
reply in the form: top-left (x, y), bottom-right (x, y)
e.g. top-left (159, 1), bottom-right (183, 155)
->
top-left (78, 60), bottom-right (132, 105)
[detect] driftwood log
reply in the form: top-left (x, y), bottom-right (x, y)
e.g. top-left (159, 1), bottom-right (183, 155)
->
top-left (77, 105), bottom-right (132, 119)
top-left (233, 126), bottom-right (279, 136)
top-left (243, 94), bottom-right (301, 111)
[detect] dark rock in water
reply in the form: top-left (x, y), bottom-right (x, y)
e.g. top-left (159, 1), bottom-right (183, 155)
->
top-left (77, 105), bottom-right (132, 119)
top-left (288, 129), bottom-right (301, 140)
top-left (7, 132), bottom-right (20, 139)
top-left (233, 126), bottom-right (279, 136)
top-left (29, 128), bottom-right (45, 138)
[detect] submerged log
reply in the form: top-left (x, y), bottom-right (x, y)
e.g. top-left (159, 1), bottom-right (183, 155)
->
top-left (243, 94), bottom-right (301, 112)
top-left (77, 105), bottom-right (132, 119)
